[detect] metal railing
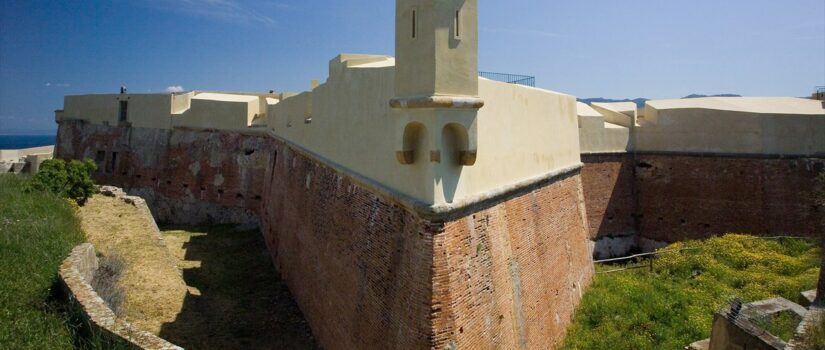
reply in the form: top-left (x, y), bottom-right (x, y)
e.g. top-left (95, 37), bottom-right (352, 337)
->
top-left (479, 71), bottom-right (536, 87)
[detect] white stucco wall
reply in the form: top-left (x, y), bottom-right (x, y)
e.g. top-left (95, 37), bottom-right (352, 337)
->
top-left (269, 55), bottom-right (580, 207)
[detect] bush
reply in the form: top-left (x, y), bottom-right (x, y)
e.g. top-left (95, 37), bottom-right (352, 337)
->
top-left (27, 158), bottom-right (97, 205)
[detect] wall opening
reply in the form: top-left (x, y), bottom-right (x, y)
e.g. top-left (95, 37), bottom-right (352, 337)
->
top-left (108, 152), bottom-right (118, 174)
top-left (118, 101), bottom-right (128, 122)
top-left (454, 10), bottom-right (461, 38)
top-left (398, 122), bottom-right (427, 164)
top-left (411, 9), bottom-right (417, 39)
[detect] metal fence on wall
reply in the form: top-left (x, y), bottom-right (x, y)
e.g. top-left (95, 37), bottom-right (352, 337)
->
top-left (479, 71), bottom-right (536, 87)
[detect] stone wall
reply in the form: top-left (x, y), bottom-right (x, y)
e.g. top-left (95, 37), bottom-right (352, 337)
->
top-left (56, 120), bottom-right (268, 225)
top-left (60, 243), bottom-right (181, 350)
top-left (260, 141), bottom-right (593, 349)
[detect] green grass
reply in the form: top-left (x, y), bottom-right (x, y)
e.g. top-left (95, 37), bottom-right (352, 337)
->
top-left (798, 312), bottom-right (825, 350)
top-left (752, 310), bottom-right (802, 342)
top-left (561, 234), bottom-right (821, 350)
top-left (0, 174), bottom-right (85, 349)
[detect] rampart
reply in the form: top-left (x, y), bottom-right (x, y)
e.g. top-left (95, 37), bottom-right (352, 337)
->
top-left (577, 97), bottom-right (825, 256)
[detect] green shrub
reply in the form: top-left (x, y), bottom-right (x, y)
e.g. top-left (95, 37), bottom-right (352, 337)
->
top-left (27, 158), bottom-right (97, 205)
top-left (561, 235), bottom-right (821, 350)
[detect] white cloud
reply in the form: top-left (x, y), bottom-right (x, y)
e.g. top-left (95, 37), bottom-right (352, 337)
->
top-left (142, 0), bottom-right (277, 26)
top-left (45, 82), bottom-right (71, 87)
top-left (166, 85), bottom-right (185, 93)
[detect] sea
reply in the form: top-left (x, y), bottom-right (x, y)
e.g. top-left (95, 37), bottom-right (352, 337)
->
top-left (0, 135), bottom-right (56, 150)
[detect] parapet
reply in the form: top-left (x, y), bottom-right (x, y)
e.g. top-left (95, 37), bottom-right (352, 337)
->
top-left (577, 97), bottom-right (825, 157)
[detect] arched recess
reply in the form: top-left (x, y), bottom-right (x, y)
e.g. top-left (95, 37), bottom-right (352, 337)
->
top-left (442, 123), bottom-right (476, 166)
top-left (397, 122), bottom-right (427, 164)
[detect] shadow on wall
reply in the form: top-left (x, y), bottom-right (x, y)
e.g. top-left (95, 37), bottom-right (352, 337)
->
top-left (158, 225), bottom-right (317, 350)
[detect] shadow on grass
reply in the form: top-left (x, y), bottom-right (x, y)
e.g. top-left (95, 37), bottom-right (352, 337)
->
top-left (158, 225), bottom-right (316, 350)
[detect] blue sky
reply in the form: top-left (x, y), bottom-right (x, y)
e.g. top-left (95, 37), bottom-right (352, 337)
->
top-left (1, 0), bottom-right (823, 133)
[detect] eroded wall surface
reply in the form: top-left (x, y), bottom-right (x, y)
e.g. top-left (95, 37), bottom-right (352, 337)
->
top-left (55, 120), bottom-right (268, 225)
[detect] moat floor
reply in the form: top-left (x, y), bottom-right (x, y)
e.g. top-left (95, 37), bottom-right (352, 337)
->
top-left (160, 226), bottom-right (317, 350)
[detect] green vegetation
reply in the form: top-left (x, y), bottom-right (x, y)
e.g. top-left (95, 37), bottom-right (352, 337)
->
top-left (561, 234), bottom-right (821, 350)
top-left (27, 158), bottom-right (97, 205)
top-left (0, 174), bottom-right (85, 349)
top-left (797, 314), bottom-right (825, 350)
top-left (751, 311), bottom-right (801, 342)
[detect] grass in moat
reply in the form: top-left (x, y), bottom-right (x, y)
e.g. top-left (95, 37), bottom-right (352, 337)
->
top-left (0, 174), bottom-right (85, 349)
top-left (561, 234), bottom-right (821, 350)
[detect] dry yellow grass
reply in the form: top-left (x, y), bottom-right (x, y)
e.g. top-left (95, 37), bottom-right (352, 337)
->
top-left (78, 194), bottom-right (187, 335)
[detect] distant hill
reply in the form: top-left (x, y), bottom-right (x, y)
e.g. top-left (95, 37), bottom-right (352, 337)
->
top-left (578, 94), bottom-right (742, 108)
top-left (682, 94), bottom-right (741, 99)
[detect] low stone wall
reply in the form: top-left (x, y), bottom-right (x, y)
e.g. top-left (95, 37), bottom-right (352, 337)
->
top-left (59, 243), bottom-right (181, 350)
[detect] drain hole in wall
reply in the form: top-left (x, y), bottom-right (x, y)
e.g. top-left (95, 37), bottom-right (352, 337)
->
top-left (637, 162), bottom-right (653, 168)
top-left (236, 193), bottom-right (244, 199)
top-left (200, 186), bottom-right (207, 191)
top-left (136, 174), bottom-right (142, 179)
top-left (121, 171), bottom-right (127, 176)
top-left (183, 183), bottom-right (189, 188)
top-left (254, 195), bottom-right (262, 201)
top-left (703, 224), bottom-right (710, 228)
top-left (680, 218), bottom-right (687, 225)
top-left (217, 189), bottom-right (224, 195)
top-left (607, 216), bottom-right (614, 222)
top-left (658, 217), bottom-right (663, 222)
top-left (166, 180), bottom-right (172, 186)
top-left (244, 149), bottom-right (256, 156)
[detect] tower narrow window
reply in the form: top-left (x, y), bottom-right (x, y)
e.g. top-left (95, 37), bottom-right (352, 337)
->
top-left (412, 9), bottom-right (417, 39)
top-left (118, 100), bottom-right (128, 122)
top-left (454, 10), bottom-right (460, 38)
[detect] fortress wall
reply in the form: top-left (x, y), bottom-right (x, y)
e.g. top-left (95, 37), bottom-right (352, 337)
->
top-left (259, 144), bottom-right (434, 349)
top-left (55, 120), bottom-right (267, 225)
top-left (580, 153), bottom-right (637, 239)
top-left (634, 154), bottom-right (824, 242)
top-left (431, 171), bottom-right (593, 349)
top-left (260, 137), bottom-right (594, 349)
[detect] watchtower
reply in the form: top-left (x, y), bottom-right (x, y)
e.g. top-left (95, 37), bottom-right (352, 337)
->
top-left (391, 0), bottom-right (483, 167)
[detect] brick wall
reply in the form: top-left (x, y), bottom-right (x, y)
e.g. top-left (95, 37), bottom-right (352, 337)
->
top-left (635, 154), bottom-right (824, 242)
top-left (55, 120), bottom-right (268, 224)
top-left (260, 142), bottom-right (594, 349)
top-left (580, 153), bottom-right (637, 239)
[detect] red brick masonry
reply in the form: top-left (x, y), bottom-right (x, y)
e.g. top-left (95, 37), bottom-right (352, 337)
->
top-left (57, 120), bottom-right (595, 349)
top-left (581, 152), bottom-right (824, 243)
top-left (261, 144), bottom-right (594, 349)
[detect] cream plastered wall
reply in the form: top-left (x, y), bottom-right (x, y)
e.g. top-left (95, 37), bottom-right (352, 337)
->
top-left (591, 102), bottom-right (636, 128)
top-left (577, 102), bottom-right (631, 153)
top-left (61, 94), bottom-right (172, 129)
top-left (637, 97), bottom-right (825, 155)
top-left (395, 0), bottom-right (479, 98)
top-left (0, 145), bottom-right (54, 162)
top-left (172, 93), bottom-right (260, 131)
top-left (269, 55), bottom-right (580, 207)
